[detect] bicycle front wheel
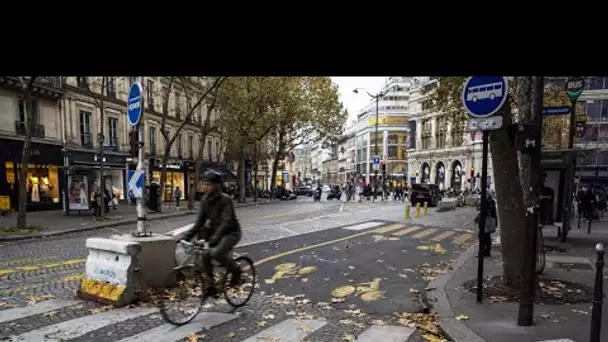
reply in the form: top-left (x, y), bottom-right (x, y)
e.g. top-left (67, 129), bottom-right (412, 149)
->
top-left (222, 256), bottom-right (256, 308)
top-left (159, 265), bottom-right (207, 326)
top-left (536, 226), bottom-right (546, 275)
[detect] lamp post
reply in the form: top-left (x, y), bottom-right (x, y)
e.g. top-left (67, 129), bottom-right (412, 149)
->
top-left (354, 88), bottom-right (386, 200)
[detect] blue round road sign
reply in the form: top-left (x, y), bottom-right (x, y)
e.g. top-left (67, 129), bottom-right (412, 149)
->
top-left (127, 82), bottom-right (143, 126)
top-left (461, 76), bottom-right (509, 118)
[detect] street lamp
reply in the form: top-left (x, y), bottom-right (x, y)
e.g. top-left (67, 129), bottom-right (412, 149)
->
top-left (354, 88), bottom-right (386, 200)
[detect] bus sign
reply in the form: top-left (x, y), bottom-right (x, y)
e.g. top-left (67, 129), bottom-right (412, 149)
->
top-left (566, 77), bottom-right (584, 100)
top-left (461, 76), bottom-right (509, 118)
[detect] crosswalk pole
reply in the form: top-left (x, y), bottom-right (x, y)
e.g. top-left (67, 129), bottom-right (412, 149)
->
top-left (423, 202), bottom-right (428, 216)
top-left (415, 203), bottom-right (420, 217)
top-left (405, 205), bottom-right (410, 220)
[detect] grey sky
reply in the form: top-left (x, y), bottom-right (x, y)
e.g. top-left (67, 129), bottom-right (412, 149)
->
top-left (331, 77), bottom-right (389, 123)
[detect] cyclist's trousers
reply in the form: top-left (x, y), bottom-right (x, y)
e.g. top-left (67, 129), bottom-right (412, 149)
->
top-left (200, 235), bottom-right (240, 287)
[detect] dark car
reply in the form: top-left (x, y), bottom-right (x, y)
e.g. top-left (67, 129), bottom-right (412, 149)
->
top-left (296, 186), bottom-right (314, 197)
top-left (410, 183), bottom-right (442, 207)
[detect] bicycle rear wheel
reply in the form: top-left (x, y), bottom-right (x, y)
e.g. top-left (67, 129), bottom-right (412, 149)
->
top-left (222, 256), bottom-right (256, 308)
top-left (536, 226), bottom-right (546, 275)
top-left (159, 265), bottom-right (207, 326)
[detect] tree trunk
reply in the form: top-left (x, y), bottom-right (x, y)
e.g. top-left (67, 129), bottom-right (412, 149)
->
top-left (158, 146), bottom-right (171, 213)
top-left (517, 77), bottom-right (534, 204)
top-left (253, 143), bottom-right (259, 202)
top-left (188, 134), bottom-right (209, 210)
top-left (238, 143), bottom-right (246, 202)
top-left (270, 131), bottom-right (285, 199)
top-left (491, 102), bottom-right (528, 289)
top-left (16, 84), bottom-right (34, 229)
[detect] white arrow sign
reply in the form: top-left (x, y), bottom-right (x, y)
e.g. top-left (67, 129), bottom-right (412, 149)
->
top-left (128, 170), bottom-right (144, 199)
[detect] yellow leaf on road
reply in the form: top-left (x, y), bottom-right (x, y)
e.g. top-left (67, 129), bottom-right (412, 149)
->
top-left (455, 314), bottom-right (469, 320)
top-left (297, 266), bottom-right (317, 275)
top-left (417, 245), bottom-right (430, 251)
top-left (42, 311), bottom-right (58, 317)
top-left (361, 291), bottom-right (384, 302)
top-left (256, 321), bottom-right (268, 327)
top-left (342, 333), bottom-right (356, 341)
top-left (331, 285), bottom-right (356, 297)
top-left (186, 333), bottom-right (207, 341)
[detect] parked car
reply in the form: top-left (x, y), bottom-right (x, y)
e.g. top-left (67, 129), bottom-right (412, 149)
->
top-left (297, 186), bottom-right (314, 197)
top-left (410, 183), bottom-right (442, 207)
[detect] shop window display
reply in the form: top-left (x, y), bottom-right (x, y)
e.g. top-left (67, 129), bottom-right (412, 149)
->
top-left (152, 170), bottom-right (185, 201)
top-left (5, 162), bottom-right (60, 207)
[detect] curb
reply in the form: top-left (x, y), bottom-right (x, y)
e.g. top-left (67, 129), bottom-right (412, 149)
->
top-left (425, 242), bottom-right (487, 342)
top-left (0, 200), bottom-right (280, 242)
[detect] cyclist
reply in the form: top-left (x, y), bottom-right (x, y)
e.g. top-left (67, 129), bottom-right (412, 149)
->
top-left (182, 170), bottom-right (242, 297)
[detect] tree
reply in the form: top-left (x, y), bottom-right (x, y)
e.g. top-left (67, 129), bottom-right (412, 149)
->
top-left (155, 77), bottom-right (226, 212)
top-left (16, 76), bottom-right (38, 229)
top-left (186, 77), bottom-right (227, 210)
top-left (268, 77), bottom-right (347, 195)
top-left (432, 77), bottom-right (533, 289)
top-left (81, 77), bottom-right (109, 220)
top-left (218, 77), bottom-right (285, 202)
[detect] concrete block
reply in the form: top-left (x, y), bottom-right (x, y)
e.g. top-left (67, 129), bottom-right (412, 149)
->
top-left (464, 196), bottom-right (479, 207)
top-left (78, 238), bottom-right (142, 307)
top-left (437, 198), bottom-right (457, 212)
top-left (112, 234), bottom-right (176, 288)
top-left (166, 223), bottom-right (194, 241)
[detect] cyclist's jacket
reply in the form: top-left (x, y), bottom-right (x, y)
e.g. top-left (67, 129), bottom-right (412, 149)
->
top-left (183, 192), bottom-right (242, 243)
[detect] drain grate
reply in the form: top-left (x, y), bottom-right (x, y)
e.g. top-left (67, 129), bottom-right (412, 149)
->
top-left (552, 262), bottom-right (593, 270)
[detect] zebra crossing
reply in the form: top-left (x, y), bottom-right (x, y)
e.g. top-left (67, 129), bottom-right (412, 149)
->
top-left (0, 298), bottom-right (423, 341)
top-left (342, 221), bottom-right (474, 246)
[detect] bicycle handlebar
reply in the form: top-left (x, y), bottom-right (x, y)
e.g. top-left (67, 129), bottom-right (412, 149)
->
top-left (179, 239), bottom-right (209, 249)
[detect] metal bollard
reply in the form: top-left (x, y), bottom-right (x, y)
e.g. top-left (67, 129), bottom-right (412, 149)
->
top-left (405, 205), bottom-right (411, 220)
top-left (423, 202), bottom-right (428, 216)
top-left (415, 203), bottom-right (421, 217)
top-left (590, 242), bottom-right (605, 342)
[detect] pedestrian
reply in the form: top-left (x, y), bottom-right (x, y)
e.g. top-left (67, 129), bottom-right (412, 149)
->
top-left (174, 186), bottom-right (182, 210)
top-left (475, 192), bottom-right (497, 257)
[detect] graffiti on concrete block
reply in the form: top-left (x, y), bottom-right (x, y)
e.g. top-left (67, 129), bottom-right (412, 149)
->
top-left (94, 267), bottom-right (117, 281)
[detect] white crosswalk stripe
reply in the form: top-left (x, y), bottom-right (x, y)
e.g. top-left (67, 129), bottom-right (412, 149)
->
top-left (1, 299), bottom-right (422, 341)
top-left (537, 339), bottom-right (576, 342)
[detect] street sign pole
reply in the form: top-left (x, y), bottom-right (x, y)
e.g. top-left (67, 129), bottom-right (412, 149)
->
top-left (128, 82), bottom-right (147, 237)
top-left (561, 77), bottom-right (585, 242)
top-left (462, 76), bottom-right (509, 304)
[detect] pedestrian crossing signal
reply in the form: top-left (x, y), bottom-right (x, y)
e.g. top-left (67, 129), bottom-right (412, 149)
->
top-left (129, 130), bottom-right (139, 157)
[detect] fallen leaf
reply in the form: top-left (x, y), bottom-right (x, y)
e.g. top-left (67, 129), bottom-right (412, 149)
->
top-left (42, 311), bottom-right (58, 317)
top-left (228, 332), bottom-right (237, 338)
top-left (417, 245), bottom-right (430, 251)
top-left (332, 297), bottom-right (346, 303)
top-left (332, 285), bottom-right (356, 297)
top-left (388, 237), bottom-right (400, 241)
top-left (26, 294), bottom-right (55, 305)
top-left (0, 302), bottom-right (16, 309)
top-left (398, 273), bottom-right (408, 279)
top-left (361, 290), bottom-right (384, 302)
top-left (286, 310), bottom-right (296, 316)
top-left (264, 279), bottom-right (276, 284)
top-left (343, 333), bottom-right (356, 341)
top-left (262, 314), bottom-right (276, 320)
top-left (257, 321), bottom-right (268, 327)
top-left (348, 266), bottom-right (355, 270)
top-left (297, 266), bottom-right (317, 275)
top-left (186, 333), bottom-right (207, 341)
top-left (376, 259), bottom-right (384, 263)
top-left (301, 278), bottom-right (309, 283)
top-left (455, 314), bottom-right (469, 321)
top-left (89, 305), bottom-right (114, 314)
top-left (372, 319), bottom-right (386, 325)
top-left (409, 288), bottom-right (420, 294)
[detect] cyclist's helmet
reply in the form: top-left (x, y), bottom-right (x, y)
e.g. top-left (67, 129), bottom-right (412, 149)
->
top-left (202, 170), bottom-right (222, 183)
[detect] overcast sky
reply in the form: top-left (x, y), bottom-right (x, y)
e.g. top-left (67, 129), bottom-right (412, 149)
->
top-left (331, 77), bottom-right (389, 122)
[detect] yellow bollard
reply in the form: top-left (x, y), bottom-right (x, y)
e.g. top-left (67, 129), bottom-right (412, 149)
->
top-left (423, 202), bottom-right (428, 216)
top-left (415, 203), bottom-right (421, 217)
top-left (405, 205), bottom-right (411, 220)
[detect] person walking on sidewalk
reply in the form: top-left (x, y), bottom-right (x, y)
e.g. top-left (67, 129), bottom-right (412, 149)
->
top-left (475, 192), bottom-right (497, 257)
top-left (174, 186), bottom-right (182, 210)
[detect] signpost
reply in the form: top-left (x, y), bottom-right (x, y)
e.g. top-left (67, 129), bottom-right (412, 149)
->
top-left (562, 77), bottom-right (585, 243)
top-left (373, 156), bottom-right (380, 170)
top-left (128, 82), bottom-right (147, 236)
top-left (462, 76), bottom-right (509, 303)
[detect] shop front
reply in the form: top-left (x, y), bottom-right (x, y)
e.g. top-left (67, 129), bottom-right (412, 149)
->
top-left (151, 161), bottom-right (194, 202)
top-left (0, 139), bottom-right (65, 212)
top-left (65, 149), bottom-right (127, 213)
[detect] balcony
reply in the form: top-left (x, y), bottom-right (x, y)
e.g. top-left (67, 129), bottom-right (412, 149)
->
top-left (0, 77), bottom-right (64, 100)
top-left (103, 137), bottom-right (119, 152)
top-left (81, 133), bottom-right (93, 148)
top-left (15, 121), bottom-right (45, 139)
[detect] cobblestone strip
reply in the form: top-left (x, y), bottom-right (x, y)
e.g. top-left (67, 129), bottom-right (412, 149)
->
top-left (2, 259), bottom-right (85, 284)
top-left (0, 273), bottom-right (83, 297)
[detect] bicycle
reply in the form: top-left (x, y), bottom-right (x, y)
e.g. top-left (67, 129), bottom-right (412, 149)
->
top-left (159, 239), bottom-right (256, 326)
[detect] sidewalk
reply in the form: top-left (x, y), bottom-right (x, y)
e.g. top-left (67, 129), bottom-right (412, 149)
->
top-left (428, 219), bottom-right (608, 342)
top-left (0, 197), bottom-right (276, 242)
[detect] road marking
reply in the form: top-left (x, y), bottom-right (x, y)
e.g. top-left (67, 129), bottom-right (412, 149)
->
top-left (391, 226), bottom-right (422, 236)
top-left (453, 233), bottom-right (473, 244)
top-left (0, 258), bottom-right (86, 275)
top-left (9, 306), bottom-right (157, 342)
top-left (0, 299), bottom-right (81, 324)
top-left (342, 221), bottom-right (385, 231)
top-left (356, 325), bottom-right (417, 342)
top-left (411, 228), bottom-right (438, 239)
top-left (254, 224), bottom-right (403, 267)
top-left (0, 256), bottom-right (58, 267)
top-left (373, 224), bottom-right (407, 234)
top-left (280, 227), bottom-right (299, 235)
top-left (431, 231), bottom-right (456, 242)
top-left (537, 340), bottom-right (576, 342)
top-left (115, 311), bottom-right (237, 342)
top-left (339, 203), bottom-right (344, 212)
top-left (241, 318), bottom-right (326, 342)
top-left (0, 274), bottom-right (83, 295)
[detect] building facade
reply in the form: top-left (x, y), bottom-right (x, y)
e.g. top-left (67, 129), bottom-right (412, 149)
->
top-left (0, 76), bottom-right (226, 212)
top-left (355, 77), bottom-right (411, 186)
top-left (338, 120), bottom-right (356, 183)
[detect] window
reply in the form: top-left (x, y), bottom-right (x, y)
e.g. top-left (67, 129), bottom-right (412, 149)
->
top-left (216, 141), bottom-right (221, 161)
top-left (77, 77), bottom-right (88, 89)
top-left (188, 136), bottom-right (194, 159)
top-left (451, 121), bottom-right (464, 146)
top-left (421, 119), bottom-right (432, 150)
top-left (16, 99), bottom-right (42, 137)
top-left (177, 134), bottom-right (183, 157)
top-left (18, 99), bottom-right (39, 124)
top-left (106, 77), bottom-right (116, 98)
top-left (585, 77), bottom-right (608, 91)
top-left (585, 101), bottom-right (602, 121)
top-left (435, 117), bottom-right (448, 149)
top-left (186, 95), bottom-right (192, 120)
top-left (80, 110), bottom-right (92, 147)
top-left (108, 117), bottom-right (118, 148)
top-left (128, 76), bottom-right (137, 86)
top-left (149, 127), bottom-right (156, 155)
top-left (147, 79), bottom-right (155, 110)
top-left (175, 92), bottom-right (181, 118)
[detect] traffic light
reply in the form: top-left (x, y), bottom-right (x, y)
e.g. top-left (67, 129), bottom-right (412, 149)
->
top-left (470, 167), bottom-right (475, 179)
top-left (129, 130), bottom-right (139, 157)
top-left (381, 162), bottom-right (386, 171)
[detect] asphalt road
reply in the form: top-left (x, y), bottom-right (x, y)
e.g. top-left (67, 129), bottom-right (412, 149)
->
top-left (0, 200), bottom-right (477, 341)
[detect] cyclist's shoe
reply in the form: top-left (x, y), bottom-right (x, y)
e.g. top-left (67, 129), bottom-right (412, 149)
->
top-left (229, 269), bottom-right (242, 288)
top-left (204, 286), bottom-right (219, 298)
